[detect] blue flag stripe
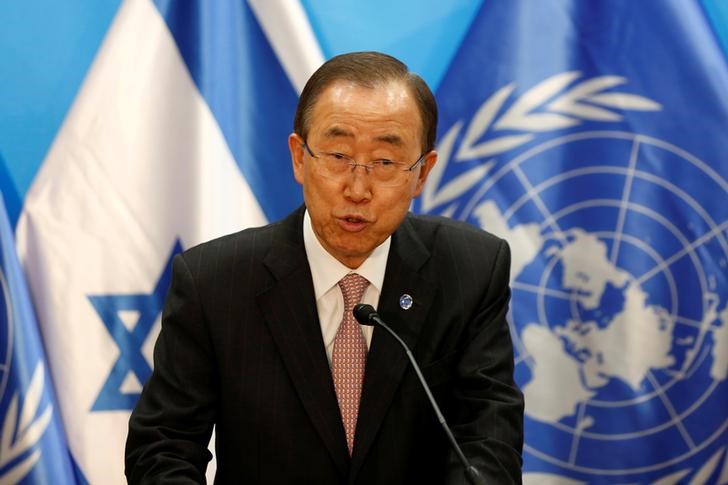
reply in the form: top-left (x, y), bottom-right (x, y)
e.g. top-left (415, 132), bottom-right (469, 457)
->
top-left (153, 0), bottom-right (302, 222)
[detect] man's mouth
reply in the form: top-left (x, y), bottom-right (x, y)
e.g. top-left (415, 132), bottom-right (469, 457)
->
top-left (338, 215), bottom-right (370, 231)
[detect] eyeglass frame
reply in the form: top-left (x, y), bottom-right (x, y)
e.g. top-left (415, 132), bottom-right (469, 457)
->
top-left (301, 141), bottom-right (427, 184)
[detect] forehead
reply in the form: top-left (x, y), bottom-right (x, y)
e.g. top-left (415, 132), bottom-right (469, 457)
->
top-left (307, 80), bottom-right (422, 146)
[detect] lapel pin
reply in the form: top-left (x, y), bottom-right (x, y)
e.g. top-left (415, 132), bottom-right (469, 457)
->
top-left (399, 294), bottom-right (413, 310)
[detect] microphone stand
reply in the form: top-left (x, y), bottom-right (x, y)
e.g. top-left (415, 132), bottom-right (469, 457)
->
top-left (354, 304), bottom-right (486, 485)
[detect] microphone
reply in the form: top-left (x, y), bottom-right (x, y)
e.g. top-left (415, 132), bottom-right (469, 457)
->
top-left (353, 304), bottom-right (486, 485)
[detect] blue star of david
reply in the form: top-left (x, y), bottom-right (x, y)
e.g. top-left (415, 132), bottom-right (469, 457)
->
top-left (88, 240), bottom-right (183, 411)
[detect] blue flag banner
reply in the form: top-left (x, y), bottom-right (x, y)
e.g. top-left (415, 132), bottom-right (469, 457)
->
top-left (418, 0), bottom-right (728, 483)
top-left (0, 194), bottom-right (77, 484)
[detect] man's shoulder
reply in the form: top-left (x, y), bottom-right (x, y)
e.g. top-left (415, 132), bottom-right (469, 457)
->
top-left (405, 212), bottom-right (506, 249)
top-left (183, 224), bottom-right (264, 256)
top-left (403, 214), bottom-right (510, 288)
top-left (181, 209), bottom-right (302, 262)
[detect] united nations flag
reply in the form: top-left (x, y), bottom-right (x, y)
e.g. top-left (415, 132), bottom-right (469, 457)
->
top-left (417, 1), bottom-right (728, 483)
top-left (0, 194), bottom-right (77, 484)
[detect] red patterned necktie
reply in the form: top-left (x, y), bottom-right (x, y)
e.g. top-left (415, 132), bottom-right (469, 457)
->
top-left (332, 273), bottom-right (370, 455)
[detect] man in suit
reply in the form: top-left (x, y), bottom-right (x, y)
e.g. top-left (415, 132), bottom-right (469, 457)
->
top-left (126, 51), bottom-right (524, 484)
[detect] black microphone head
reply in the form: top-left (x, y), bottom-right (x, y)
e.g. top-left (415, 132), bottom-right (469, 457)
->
top-left (353, 303), bottom-right (378, 326)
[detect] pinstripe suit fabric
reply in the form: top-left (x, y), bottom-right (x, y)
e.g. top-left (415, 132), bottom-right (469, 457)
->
top-left (126, 206), bottom-right (524, 484)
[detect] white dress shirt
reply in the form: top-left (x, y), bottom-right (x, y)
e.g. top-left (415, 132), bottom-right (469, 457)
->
top-left (303, 210), bottom-right (390, 363)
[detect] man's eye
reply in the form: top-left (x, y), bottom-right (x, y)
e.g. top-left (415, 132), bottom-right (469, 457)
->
top-left (377, 159), bottom-right (395, 166)
top-left (327, 153), bottom-right (347, 161)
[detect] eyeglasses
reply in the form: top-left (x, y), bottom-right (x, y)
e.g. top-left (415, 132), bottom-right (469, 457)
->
top-left (302, 142), bottom-right (426, 187)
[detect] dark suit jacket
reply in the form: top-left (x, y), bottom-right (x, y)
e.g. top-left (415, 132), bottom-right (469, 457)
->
top-left (126, 206), bottom-right (524, 484)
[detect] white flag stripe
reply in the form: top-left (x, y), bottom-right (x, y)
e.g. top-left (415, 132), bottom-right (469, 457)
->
top-left (16, 0), bottom-right (267, 481)
top-left (248, 0), bottom-right (325, 94)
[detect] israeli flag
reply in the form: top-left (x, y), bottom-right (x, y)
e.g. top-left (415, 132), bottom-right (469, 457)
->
top-left (0, 194), bottom-right (77, 484)
top-left (415, 0), bottom-right (728, 483)
top-left (15, 0), bottom-right (322, 482)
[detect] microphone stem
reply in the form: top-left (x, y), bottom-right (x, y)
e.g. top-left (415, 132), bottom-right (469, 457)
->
top-left (373, 318), bottom-right (485, 485)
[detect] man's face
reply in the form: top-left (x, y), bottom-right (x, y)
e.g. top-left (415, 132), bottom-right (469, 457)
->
top-left (289, 80), bottom-right (436, 268)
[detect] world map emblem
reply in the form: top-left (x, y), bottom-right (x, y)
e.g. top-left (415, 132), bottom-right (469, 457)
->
top-left (419, 72), bottom-right (728, 482)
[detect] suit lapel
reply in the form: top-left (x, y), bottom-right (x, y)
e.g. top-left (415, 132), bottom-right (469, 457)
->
top-left (350, 216), bottom-right (436, 478)
top-left (255, 208), bottom-right (350, 477)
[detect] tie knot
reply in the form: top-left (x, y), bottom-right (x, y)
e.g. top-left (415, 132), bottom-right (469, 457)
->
top-left (338, 273), bottom-right (369, 311)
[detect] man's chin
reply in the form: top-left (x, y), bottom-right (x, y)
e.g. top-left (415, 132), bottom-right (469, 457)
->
top-left (328, 243), bottom-right (374, 268)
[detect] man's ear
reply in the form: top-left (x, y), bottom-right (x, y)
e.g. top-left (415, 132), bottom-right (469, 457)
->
top-left (289, 133), bottom-right (305, 185)
top-left (412, 150), bottom-right (437, 197)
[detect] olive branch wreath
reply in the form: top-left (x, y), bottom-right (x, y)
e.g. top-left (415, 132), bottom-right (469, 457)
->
top-left (421, 71), bottom-right (661, 216)
top-left (0, 363), bottom-right (53, 484)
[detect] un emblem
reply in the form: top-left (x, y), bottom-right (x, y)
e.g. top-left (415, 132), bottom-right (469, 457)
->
top-left (419, 73), bottom-right (728, 482)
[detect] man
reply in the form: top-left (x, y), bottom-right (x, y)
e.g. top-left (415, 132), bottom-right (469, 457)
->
top-left (126, 51), bottom-right (524, 484)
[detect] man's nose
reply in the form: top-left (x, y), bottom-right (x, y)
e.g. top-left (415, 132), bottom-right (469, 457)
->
top-left (344, 167), bottom-right (373, 202)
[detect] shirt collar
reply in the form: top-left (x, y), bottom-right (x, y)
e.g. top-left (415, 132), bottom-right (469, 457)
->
top-left (303, 209), bottom-right (390, 300)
